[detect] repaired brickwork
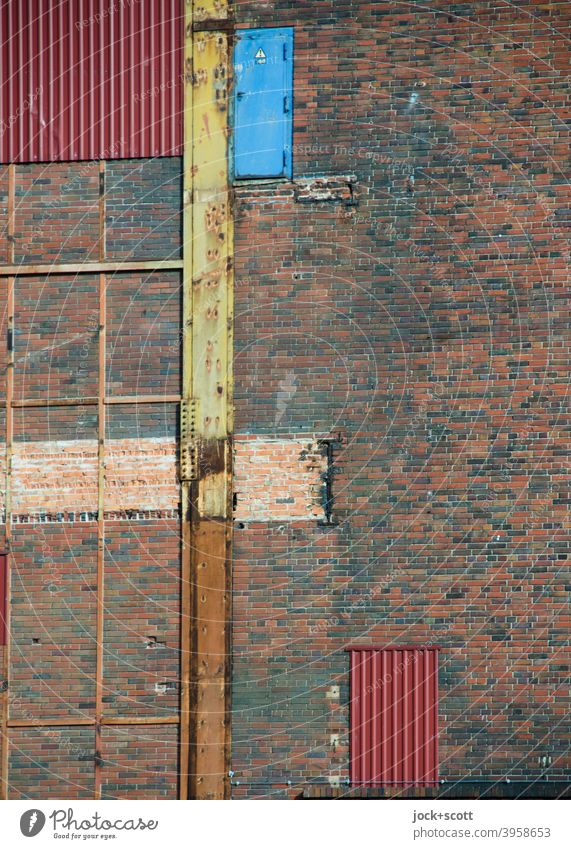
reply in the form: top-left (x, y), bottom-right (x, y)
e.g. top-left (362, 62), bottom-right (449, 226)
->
top-left (10, 434), bottom-right (330, 520)
top-left (234, 437), bottom-right (327, 522)
top-left (0, 152), bottom-right (186, 798)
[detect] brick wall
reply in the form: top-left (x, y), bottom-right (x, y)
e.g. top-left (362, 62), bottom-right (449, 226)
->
top-left (231, 0), bottom-right (571, 794)
top-left (0, 1), bottom-right (569, 800)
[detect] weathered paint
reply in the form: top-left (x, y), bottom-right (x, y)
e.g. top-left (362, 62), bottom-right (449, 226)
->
top-left (0, 165), bottom-right (15, 799)
top-left (233, 27), bottom-right (293, 179)
top-left (180, 0), bottom-right (234, 801)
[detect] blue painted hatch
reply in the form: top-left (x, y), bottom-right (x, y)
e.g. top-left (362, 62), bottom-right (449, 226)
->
top-left (233, 27), bottom-right (293, 179)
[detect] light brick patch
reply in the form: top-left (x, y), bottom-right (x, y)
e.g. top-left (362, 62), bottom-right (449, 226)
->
top-left (105, 438), bottom-right (178, 512)
top-left (233, 437), bottom-right (327, 522)
top-left (12, 440), bottom-right (98, 514)
top-left (9, 438), bottom-right (178, 514)
top-left (7, 437), bottom-right (326, 522)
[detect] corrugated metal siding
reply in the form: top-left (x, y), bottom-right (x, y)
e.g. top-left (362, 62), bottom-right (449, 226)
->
top-left (0, 554), bottom-right (6, 646)
top-left (349, 647), bottom-right (439, 786)
top-left (0, 0), bottom-right (182, 163)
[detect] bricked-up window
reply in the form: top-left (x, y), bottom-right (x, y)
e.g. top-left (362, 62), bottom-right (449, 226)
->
top-left (0, 554), bottom-right (6, 646)
top-left (233, 28), bottom-right (294, 179)
top-left (348, 646), bottom-right (440, 786)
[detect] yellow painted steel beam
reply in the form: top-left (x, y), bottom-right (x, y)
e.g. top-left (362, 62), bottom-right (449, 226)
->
top-left (179, 0), bottom-right (194, 801)
top-left (1, 164), bottom-right (15, 800)
top-left (180, 0), bottom-right (234, 801)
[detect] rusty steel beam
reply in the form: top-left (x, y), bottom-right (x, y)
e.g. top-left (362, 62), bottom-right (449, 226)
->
top-left (0, 260), bottom-right (183, 277)
top-left (187, 1), bottom-right (234, 801)
top-left (94, 164), bottom-right (107, 801)
top-left (179, 0), bottom-right (194, 801)
top-left (8, 395), bottom-right (182, 409)
top-left (7, 717), bottom-right (180, 728)
top-left (12, 398), bottom-right (99, 408)
top-left (99, 162), bottom-right (106, 262)
top-left (100, 717), bottom-right (179, 726)
top-left (0, 164), bottom-right (15, 800)
top-left (104, 395), bottom-right (181, 405)
top-left (7, 719), bottom-right (95, 728)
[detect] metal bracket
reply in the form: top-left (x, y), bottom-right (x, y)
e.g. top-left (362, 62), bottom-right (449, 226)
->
top-left (180, 398), bottom-right (199, 481)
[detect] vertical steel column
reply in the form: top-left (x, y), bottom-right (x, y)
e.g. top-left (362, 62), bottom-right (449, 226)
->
top-left (1, 164), bottom-right (15, 799)
top-left (94, 161), bottom-right (107, 799)
top-left (181, 0), bottom-right (234, 800)
top-left (179, 0), bottom-right (194, 799)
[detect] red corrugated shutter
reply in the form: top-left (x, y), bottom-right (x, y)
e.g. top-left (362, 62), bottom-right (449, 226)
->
top-left (0, 554), bottom-right (6, 647)
top-left (0, 0), bottom-right (182, 163)
top-left (348, 646), bottom-right (440, 786)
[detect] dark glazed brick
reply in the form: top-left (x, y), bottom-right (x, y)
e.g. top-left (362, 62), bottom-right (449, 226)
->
top-left (106, 271), bottom-right (182, 396)
top-left (100, 725), bottom-right (179, 800)
top-left (105, 403), bottom-right (179, 441)
top-left (103, 522), bottom-right (181, 718)
top-left (9, 727), bottom-right (95, 799)
top-left (14, 163), bottom-right (100, 263)
top-left (14, 275), bottom-right (99, 401)
top-left (10, 524), bottom-right (97, 720)
top-left (105, 158), bottom-right (182, 260)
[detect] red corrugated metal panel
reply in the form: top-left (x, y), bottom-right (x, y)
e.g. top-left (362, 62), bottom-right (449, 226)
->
top-left (0, 0), bottom-right (182, 163)
top-left (349, 646), bottom-right (439, 786)
top-left (0, 554), bottom-right (6, 646)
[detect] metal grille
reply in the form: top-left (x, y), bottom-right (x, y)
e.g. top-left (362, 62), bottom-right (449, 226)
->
top-left (349, 646), bottom-right (440, 786)
top-left (0, 0), bottom-right (182, 163)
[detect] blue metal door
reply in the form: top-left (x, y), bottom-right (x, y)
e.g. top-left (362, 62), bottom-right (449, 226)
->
top-left (233, 27), bottom-right (293, 179)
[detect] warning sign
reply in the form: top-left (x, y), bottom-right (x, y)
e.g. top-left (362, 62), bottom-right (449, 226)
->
top-left (255, 48), bottom-right (266, 65)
